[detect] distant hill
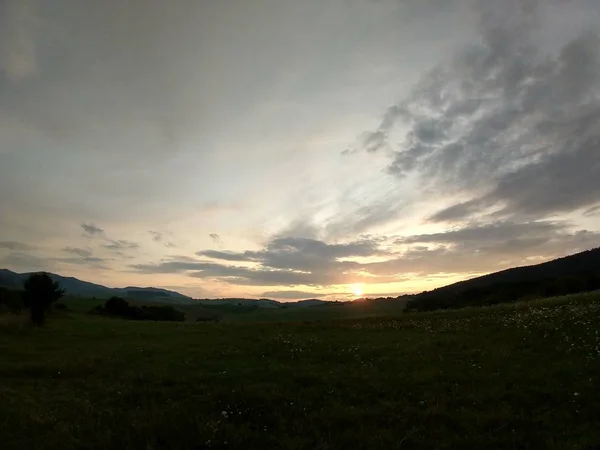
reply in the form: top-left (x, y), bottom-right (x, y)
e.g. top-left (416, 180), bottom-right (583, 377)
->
top-left (0, 269), bottom-right (194, 304)
top-left (0, 269), bottom-right (22, 288)
top-left (0, 269), bottom-right (335, 307)
top-left (194, 298), bottom-right (283, 308)
top-left (405, 248), bottom-right (600, 311)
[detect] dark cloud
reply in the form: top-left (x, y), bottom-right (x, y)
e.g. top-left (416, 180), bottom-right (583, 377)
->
top-left (396, 221), bottom-right (574, 254)
top-left (209, 233), bottom-right (221, 244)
top-left (370, 228), bottom-right (600, 277)
top-left (198, 250), bottom-right (256, 262)
top-left (324, 201), bottom-right (405, 241)
top-left (135, 236), bottom-right (395, 287)
top-left (103, 240), bottom-right (140, 251)
top-left (0, 241), bottom-right (31, 251)
top-left (131, 260), bottom-right (365, 286)
top-left (134, 220), bottom-right (600, 289)
top-left (81, 223), bottom-right (104, 236)
top-left (428, 199), bottom-right (488, 223)
top-left (357, 0), bottom-right (600, 223)
top-left (198, 236), bottom-right (388, 272)
top-left (261, 290), bottom-right (328, 300)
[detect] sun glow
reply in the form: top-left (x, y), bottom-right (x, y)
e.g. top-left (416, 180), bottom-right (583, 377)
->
top-left (351, 283), bottom-right (364, 297)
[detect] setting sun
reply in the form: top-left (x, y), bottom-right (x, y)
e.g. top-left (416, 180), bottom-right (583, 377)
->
top-left (351, 284), bottom-right (364, 297)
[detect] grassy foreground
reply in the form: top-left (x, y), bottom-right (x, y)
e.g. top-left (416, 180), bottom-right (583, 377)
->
top-left (1, 293), bottom-right (600, 449)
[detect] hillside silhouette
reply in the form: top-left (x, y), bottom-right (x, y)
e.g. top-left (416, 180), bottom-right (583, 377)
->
top-left (406, 247), bottom-right (600, 311)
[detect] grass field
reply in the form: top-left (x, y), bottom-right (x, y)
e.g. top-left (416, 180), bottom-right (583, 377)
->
top-left (1, 292), bottom-right (600, 449)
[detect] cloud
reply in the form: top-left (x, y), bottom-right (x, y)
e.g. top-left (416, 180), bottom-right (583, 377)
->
top-left (369, 228), bottom-right (600, 277)
top-left (0, 241), bottom-right (31, 251)
top-left (356, 0), bottom-right (600, 224)
top-left (134, 220), bottom-right (600, 289)
top-left (58, 246), bottom-right (107, 267)
top-left (0, 0), bottom-right (38, 81)
top-left (584, 205), bottom-right (600, 217)
top-left (261, 290), bottom-right (328, 300)
top-left (136, 236), bottom-right (394, 287)
top-left (209, 233), bottom-right (221, 244)
top-left (396, 220), bottom-right (572, 251)
top-left (0, 251), bottom-right (46, 271)
top-left (198, 236), bottom-right (388, 271)
top-left (54, 255), bottom-right (108, 268)
top-left (149, 231), bottom-right (163, 243)
top-left (81, 223), bottom-right (104, 236)
top-left (62, 246), bottom-right (92, 258)
top-left (103, 240), bottom-right (140, 251)
top-left (149, 230), bottom-right (176, 248)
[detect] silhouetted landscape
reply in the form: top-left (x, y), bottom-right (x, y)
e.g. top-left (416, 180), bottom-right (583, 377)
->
top-left (2, 0), bottom-right (600, 448)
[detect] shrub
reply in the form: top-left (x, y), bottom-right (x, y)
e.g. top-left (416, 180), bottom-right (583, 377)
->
top-left (94, 297), bottom-right (185, 322)
top-left (23, 273), bottom-right (65, 325)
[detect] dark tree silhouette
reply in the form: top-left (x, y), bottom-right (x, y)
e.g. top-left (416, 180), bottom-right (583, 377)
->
top-left (23, 273), bottom-right (65, 325)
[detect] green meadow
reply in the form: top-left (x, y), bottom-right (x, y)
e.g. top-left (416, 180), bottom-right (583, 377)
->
top-left (1, 292), bottom-right (599, 449)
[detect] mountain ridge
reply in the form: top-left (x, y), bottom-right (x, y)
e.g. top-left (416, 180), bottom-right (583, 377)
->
top-left (0, 269), bottom-right (332, 307)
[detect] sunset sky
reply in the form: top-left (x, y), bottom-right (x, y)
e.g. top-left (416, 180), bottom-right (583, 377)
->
top-left (1, 0), bottom-right (599, 300)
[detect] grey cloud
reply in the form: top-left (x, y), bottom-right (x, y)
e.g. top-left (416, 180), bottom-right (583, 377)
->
top-left (149, 231), bottom-right (163, 242)
top-left (484, 137), bottom-right (600, 218)
top-left (131, 261), bottom-right (210, 274)
top-left (198, 250), bottom-right (257, 262)
top-left (261, 290), bottom-right (328, 300)
top-left (131, 261), bottom-right (330, 286)
top-left (136, 236), bottom-right (395, 287)
top-left (0, 241), bottom-right (31, 251)
top-left (0, 251), bottom-right (46, 271)
top-left (209, 233), bottom-right (221, 244)
top-left (431, 134), bottom-right (600, 222)
top-left (62, 246), bottom-right (92, 258)
top-left (584, 205), bottom-right (600, 217)
top-left (198, 236), bottom-right (387, 272)
top-left (0, 0), bottom-right (38, 82)
top-left (54, 256), bottom-right (107, 266)
top-left (103, 240), bottom-right (140, 251)
top-left (369, 228), bottom-right (600, 278)
top-left (149, 230), bottom-right (176, 248)
top-left (59, 245), bottom-right (107, 267)
top-left (428, 199), bottom-right (488, 223)
top-left (396, 221), bottom-right (569, 254)
top-left (133, 221), bottom-right (600, 287)
top-left (132, 217), bottom-right (600, 288)
top-left (359, 0), bottom-right (600, 223)
top-left (189, 265), bottom-right (386, 287)
top-left (324, 201), bottom-right (404, 241)
top-left (81, 223), bottom-right (104, 236)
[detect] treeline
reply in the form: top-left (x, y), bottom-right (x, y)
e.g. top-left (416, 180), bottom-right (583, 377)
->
top-left (92, 297), bottom-right (185, 322)
top-left (0, 286), bottom-right (25, 312)
top-left (406, 270), bottom-right (600, 312)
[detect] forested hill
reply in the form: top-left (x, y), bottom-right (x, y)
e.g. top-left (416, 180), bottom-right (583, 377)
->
top-left (405, 248), bottom-right (600, 311)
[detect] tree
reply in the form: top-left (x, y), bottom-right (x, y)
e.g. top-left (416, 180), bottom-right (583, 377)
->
top-left (23, 273), bottom-right (65, 325)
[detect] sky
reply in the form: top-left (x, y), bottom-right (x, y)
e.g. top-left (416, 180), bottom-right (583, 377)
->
top-left (1, 0), bottom-right (600, 301)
